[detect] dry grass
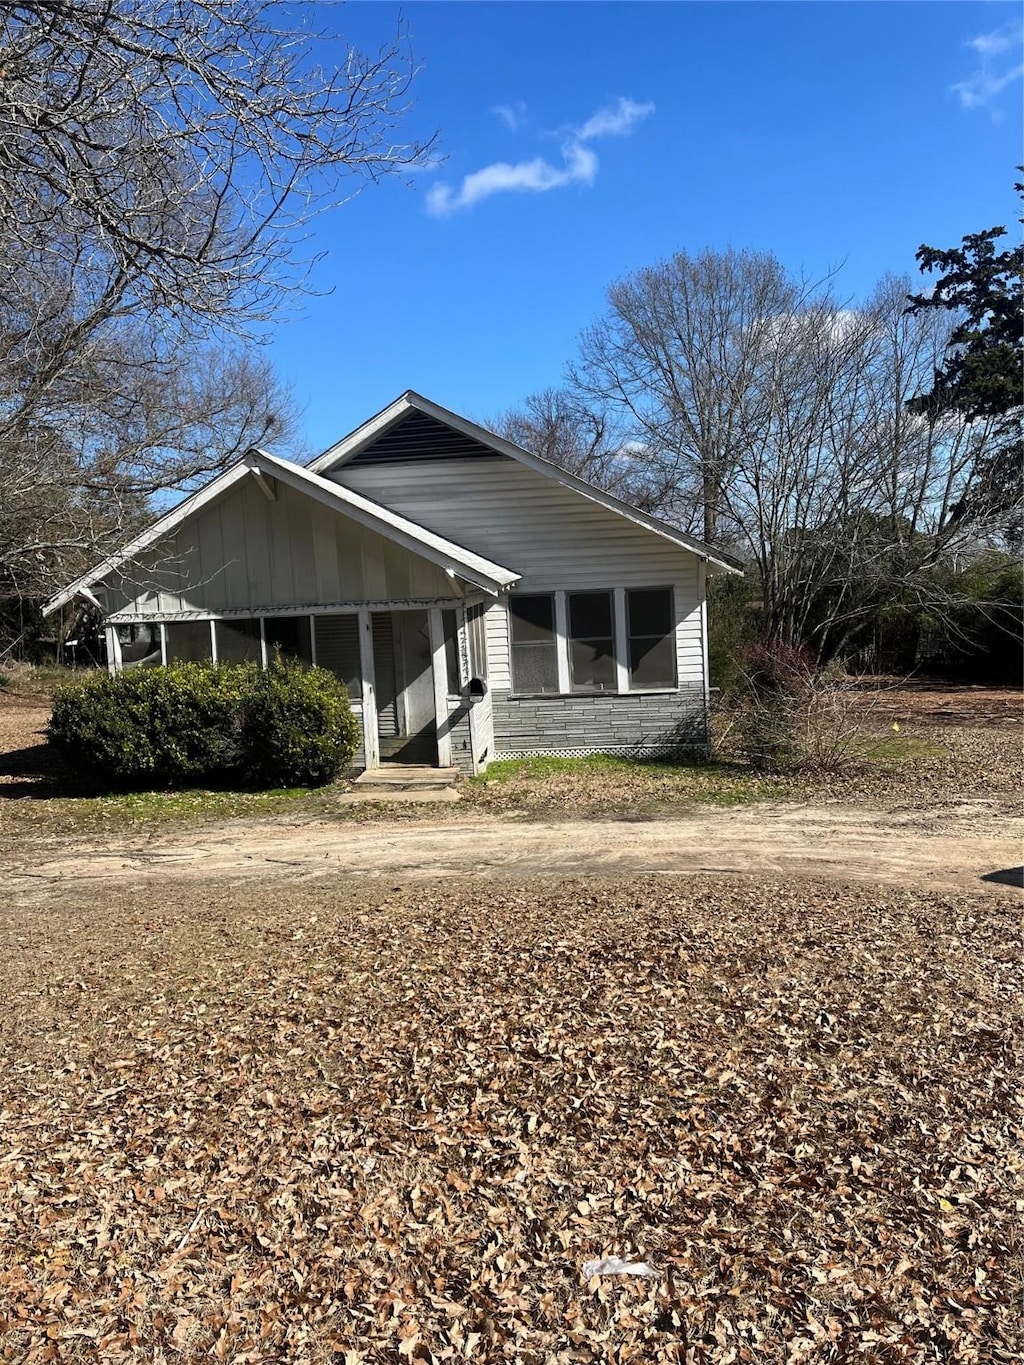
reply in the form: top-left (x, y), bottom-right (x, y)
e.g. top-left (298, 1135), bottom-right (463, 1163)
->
top-left (1, 875), bottom-right (1020, 1362)
top-left (465, 725), bottom-right (1021, 822)
top-left (0, 676), bottom-right (1019, 841)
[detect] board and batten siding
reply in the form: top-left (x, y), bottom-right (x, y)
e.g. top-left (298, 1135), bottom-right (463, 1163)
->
top-left (333, 458), bottom-right (705, 694)
top-left (95, 474), bottom-right (459, 620)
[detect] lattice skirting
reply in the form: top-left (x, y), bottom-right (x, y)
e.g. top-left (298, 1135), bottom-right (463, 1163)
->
top-left (492, 743), bottom-right (698, 761)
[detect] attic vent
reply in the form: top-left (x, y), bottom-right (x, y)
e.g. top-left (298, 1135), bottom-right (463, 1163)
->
top-left (348, 410), bottom-right (505, 466)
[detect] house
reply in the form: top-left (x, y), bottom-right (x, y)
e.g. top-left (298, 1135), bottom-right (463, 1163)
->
top-left (43, 392), bottom-right (739, 773)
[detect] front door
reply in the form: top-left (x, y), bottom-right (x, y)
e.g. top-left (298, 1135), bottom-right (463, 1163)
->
top-left (372, 610), bottom-right (437, 764)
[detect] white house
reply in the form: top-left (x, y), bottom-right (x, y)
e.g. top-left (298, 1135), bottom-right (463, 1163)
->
top-left (44, 392), bottom-right (739, 773)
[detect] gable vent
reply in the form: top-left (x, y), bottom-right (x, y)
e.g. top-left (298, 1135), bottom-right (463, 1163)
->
top-left (347, 409), bottom-right (505, 466)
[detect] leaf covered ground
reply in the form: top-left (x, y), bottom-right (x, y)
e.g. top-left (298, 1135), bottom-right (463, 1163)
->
top-left (1, 875), bottom-right (1020, 1362)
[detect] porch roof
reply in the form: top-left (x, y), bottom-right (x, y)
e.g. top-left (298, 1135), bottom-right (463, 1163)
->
top-left (43, 447), bottom-right (522, 617)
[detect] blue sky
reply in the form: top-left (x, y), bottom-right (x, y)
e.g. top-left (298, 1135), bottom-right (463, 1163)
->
top-left (266, 2), bottom-right (1023, 457)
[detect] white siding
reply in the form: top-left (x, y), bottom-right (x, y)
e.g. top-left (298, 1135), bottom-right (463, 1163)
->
top-left (332, 459), bottom-right (705, 693)
top-left (97, 476), bottom-right (459, 620)
top-left (334, 458), bottom-right (695, 590)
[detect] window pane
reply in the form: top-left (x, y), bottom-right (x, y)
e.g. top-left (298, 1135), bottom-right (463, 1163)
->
top-left (442, 609), bottom-right (461, 695)
top-left (627, 588), bottom-right (673, 639)
top-left (629, 634), bottom-right (676, 689)
top-left (314, 614), bottom-right (360, 698)
top-left (511, 643), bottom-right (559, 693)
top-left (509, 594), bottom-right (554, 643)
top-left (165, 621), bottom-right (212, 663)
top-left (568, 591), bottom-right (612, 639)
top-left (265, 615), bottom-right (312, 667)
top-left (119, 623), bottom-right (161, 668)
top-left (570, 637), bottom-right (616, 692)
top-left (215, 619), bottom-right (262, 665)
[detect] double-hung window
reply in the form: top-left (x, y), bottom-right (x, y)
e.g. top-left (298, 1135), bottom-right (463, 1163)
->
top-left (567, 591), bottom-right (616, 693)
top-left (626, 588), bottom-right (676, 689)
top-left (509, 594), bottom-right (559, 694)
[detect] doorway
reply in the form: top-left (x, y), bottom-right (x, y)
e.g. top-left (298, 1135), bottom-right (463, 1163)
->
top-left (371, 610), bottom-right (438, 765)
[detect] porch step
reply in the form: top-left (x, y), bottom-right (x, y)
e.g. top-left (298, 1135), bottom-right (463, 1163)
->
top-left (339, 765), bottom-right (461, 804)
top-left (355, 765), bottom-right (458, 789)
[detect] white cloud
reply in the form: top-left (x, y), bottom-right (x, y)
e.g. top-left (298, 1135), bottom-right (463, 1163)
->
top-left (491, 102), bottom-right (528, 131)
top-left (968, 23), bottom-right (1019, 58)
top-left (575, 97), bottom-right (655, 142)
top-left (953, 21), bottom-right (1023, 110)
top-left (427, 96), bottom-right (654, 217)
top-left (427, 144), bottom-right (598, 217)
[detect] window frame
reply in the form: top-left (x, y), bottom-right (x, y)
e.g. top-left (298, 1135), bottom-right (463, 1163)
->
top-left (508, 592), bottom-right (561, 696)
top-left (566, 589), bottom-right (617, 695)
top-left (506, 586), bottom-right (678, 698)
top-left (625, 586), bottom-right (678, 692)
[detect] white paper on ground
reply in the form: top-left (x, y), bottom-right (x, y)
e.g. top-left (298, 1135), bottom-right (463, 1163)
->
top-left (582, 1256), bottom-right (659, 1279)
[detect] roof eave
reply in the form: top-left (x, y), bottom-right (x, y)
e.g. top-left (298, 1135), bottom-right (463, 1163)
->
top-left (313, 390), bottom-right (742, 575)
top-left (45, 446), bottom-right (522, 615)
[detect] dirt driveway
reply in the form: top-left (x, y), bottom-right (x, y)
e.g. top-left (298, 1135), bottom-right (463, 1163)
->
top-left (5, 799), bottom-right (1021, 906)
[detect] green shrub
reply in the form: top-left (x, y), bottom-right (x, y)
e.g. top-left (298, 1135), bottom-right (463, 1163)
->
top-left (238, 660), bottom-right (360, 787)
top-left (50, 663), bottom-right (254, 787)
top-left (49, 660), bottom-right (358, 790)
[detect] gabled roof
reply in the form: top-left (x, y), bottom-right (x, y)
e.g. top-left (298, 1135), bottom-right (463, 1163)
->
top-left (43, 447), bottom-right (521, 616)
top-left (310, 390), bottom-right (742, 575)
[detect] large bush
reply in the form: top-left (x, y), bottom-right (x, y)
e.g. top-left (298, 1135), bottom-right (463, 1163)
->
top-left (49, 661), bottom-right (358, 790)
top-left (238, 660), bottom-right (361, 787)
top-left (718, 640), bottom-right (866, 774)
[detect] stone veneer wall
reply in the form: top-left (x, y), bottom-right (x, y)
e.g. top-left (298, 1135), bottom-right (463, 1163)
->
top-left (490, 688), bottom-right (708, 759)
top-left (445, 699), bottom-right (476, 774)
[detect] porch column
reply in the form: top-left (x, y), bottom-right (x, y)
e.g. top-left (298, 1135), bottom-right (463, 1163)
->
top-left (105, 626), bottom-right (121, 675)
top-left (357, 607), bottom-right (380, 771)
top-left (428, 606), bottom-right (452, 768)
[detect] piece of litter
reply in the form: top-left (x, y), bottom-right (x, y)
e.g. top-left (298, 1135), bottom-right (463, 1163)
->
top-left (583, 1256), bottom-right (659, 1279)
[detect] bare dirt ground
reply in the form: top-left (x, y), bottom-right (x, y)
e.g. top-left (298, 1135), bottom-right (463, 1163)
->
top-left (848, 679), bottom-right (1023, 728)
top-left (3, 801), bottom-right (1022, 908)
top-left (0, 683), bottom-right (1021, 901)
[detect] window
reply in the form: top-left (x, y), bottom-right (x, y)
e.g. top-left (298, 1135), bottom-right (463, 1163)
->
top-left (314, 614), bottom-right (361, 698)
top-left (264, 615), bottom-right (312, 667)
top-left (568, 591), bottom-right (616, 693)
top-left (215, 619), bottom-right (262, 665)
top-left (118, 623), bottom-right (161, 669)
top-left (509, 594), bottom-right (558, 694)
top-left (164, 621), bottom-right (212, 663)
top-left (626, 588), bottom-right (676, 689)
top-left (442, 609), bottom-right (461, 695)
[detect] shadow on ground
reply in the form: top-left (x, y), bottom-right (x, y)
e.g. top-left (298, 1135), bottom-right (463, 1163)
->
top-left (0, 737), bottom-right (91, 799)
top-left (983, 868), bottom-right (1021, 889)
top-left (981, 866), bottom-right (1024, 889)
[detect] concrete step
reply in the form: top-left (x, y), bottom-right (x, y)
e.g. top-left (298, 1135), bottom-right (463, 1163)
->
top-left (354, 765), bottom-right (459, 790)
top-left (335, 785), bottom-right (461, 806)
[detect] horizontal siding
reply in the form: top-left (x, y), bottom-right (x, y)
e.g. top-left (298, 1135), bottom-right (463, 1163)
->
top-left (334, 459), bottom-right (706, 696)
top-left (333, 459), bottom-right (701, 592)
top-left (491, 689), bottom-right (708, 757)
top-left (484, 601), bottom-right (510, 688)
top-left (97, 477), bottom-right (459, 618)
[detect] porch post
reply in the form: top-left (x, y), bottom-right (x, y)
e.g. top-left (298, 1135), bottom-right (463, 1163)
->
top-left (104, 626), bottom-right (121, 675)
top-left (357, 607), bottom-right (379, 771)
top-left (428, 606), bottom-right (452, 768)
top-left (698, 561), bottom-right (710, 754)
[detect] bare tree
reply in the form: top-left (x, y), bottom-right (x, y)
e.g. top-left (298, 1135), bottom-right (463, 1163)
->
top-left (0, 341), bottom-right (300, 602)
top-left (562, 249), bottom-right (1007, 660)
top-left (571, 248), bottom-right (815, 543)
top-left (0, 2), bottom-right (433, 614)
